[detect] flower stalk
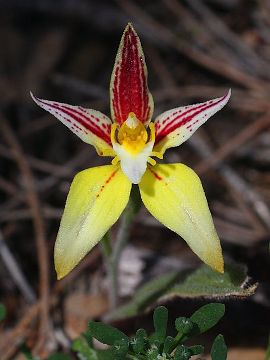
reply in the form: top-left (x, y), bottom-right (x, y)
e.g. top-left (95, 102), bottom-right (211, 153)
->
top-left (101, 187), bottom-right (141, 308)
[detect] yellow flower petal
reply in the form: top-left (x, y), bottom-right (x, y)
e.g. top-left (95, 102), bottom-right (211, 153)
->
top-left (55, 165), bottom-right (131, 279)
top-left (139, 164), bottom-right (224, 272)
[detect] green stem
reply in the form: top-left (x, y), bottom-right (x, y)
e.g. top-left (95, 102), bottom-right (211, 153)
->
top-left (100, 232), bottom-right (112, 260)
top-left (100, 232), bottom-right (115, 307)
top-left (110, 199), bottom-right (135, 308)
top-left (100, 187), bottom-right (140, 309)
top-left (112, 199), bottom-right (135, 264)
top-left (168, 332), bottom-right (185, 354)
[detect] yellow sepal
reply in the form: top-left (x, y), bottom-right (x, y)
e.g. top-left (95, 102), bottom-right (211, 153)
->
top-left (139, 164), bottom-right (224, 273)
top-left (54, 165), bottom-right (131, 279)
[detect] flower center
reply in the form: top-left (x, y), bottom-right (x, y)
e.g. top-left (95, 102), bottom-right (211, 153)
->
top-left (117, 113), bottom-right (148, 154)
top-left (110, 112), bottom-right (163, 165)
top-left (110, 113), bottom-right (164, 183)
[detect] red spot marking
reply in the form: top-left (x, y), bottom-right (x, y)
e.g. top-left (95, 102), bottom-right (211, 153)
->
top-left (155, 95), bottom-right (226, 144)
top-left (149, 168), bottom-right (163, 181)
top-left (111, 25), bottom-right (151, 125)
top-left (96, 169), bottom-right (118, 198)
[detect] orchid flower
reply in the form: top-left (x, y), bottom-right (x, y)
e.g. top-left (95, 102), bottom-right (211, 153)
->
top-left (31, 24), bottom-right (230, 280)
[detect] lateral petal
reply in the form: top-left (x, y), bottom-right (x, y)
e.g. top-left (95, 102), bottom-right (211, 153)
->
top-left (54, 165), bottom-right (131, 279)
top-left (110, 23), bottom-right (154, 125)
top-left (31, 93), bottom-right (113, 155)
top-left (154, 90), bottom-right (231, 154)
top-left (139, 164), bottom-right (224, 272)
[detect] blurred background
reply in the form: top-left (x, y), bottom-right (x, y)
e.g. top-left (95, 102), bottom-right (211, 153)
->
top-left (1, 0), bottom-right (270, 359)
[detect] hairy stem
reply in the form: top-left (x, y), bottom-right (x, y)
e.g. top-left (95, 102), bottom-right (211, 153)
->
top-left (100, 187), bottom-right (140, 309)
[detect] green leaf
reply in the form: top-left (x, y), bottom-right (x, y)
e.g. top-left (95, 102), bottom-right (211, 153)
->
top-left (112, 338), bottom-right (129, 358)
top-left (88, 321), bottom-right (128, 346)
top-left (210, 334), bottom-right (227, 360)
top-left (175, 317), bottom-right (193, 336)
top-left (0, 303), bottom-right (6, 322)
top-left (131, 329), bottom-right (147, 354)
top-left (152, 306), bottom-right (168, 343)
top-left (72, 337), bottom-right (116, 360)
top-left (147, 346), bottom-right (159, 360)
top-left (174, 345), bottom-right (191, 360)
top-left (160, 263), bottom-right (257, 301)
top-left (106, 262), bottom-right (257, 322)
top-left (190, 303), bottom-right (225, 335)
top-left (96, 349), bottom-right (117, 360)
top-left (82, 329), bottom-right (94, 347)
top-left (72, 337), bottom-right (98, 360)
top-left (163, 336), bottom-right (175, 354)
top-left (188, 345), bottom-right (204, 355)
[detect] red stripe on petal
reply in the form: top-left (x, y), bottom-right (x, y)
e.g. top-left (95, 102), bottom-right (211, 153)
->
top-left (96, 169), bottom-right (119, 198)
top-left (37, 98), bottom-right (111, 145)
top-left (149, 167), bottom-right (163, 181)
top-left (111, 24), bottom-right (152, 125)
top-left (155, 94), bottom-right (227, 144)
top-left (60, 105), bottom-right (111, 143)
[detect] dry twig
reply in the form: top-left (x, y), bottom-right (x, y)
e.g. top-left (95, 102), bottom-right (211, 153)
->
top-left (0, 116), bottom-right (50, 352)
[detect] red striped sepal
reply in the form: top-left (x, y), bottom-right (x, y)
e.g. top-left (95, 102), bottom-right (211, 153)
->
top-left (110, 23), bottom-right (154, 126)
top-left (31, 93), bottom-right (113, 155)
top-left (154, 90), bottom-right (231, 154)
